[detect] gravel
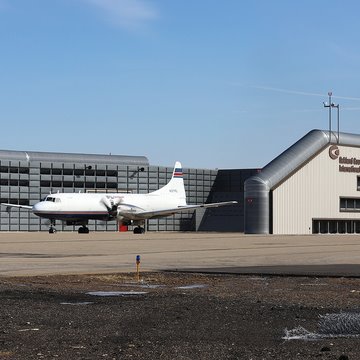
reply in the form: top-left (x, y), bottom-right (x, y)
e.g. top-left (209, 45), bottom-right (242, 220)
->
top-left (0, 272), bottom-right (359, 359)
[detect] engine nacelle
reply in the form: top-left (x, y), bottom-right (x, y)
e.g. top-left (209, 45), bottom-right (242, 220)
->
top-left (117, 215), bottom-right (132, 226)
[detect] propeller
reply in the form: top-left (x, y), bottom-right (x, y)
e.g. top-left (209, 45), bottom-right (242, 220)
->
top-left (100, 196), bottom-right (123, 218)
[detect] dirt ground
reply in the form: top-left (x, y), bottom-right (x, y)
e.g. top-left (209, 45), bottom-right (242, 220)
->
top-left (0, 272), bottom-right (359, 359)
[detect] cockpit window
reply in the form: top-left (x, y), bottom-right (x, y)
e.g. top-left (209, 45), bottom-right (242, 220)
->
top-left (45, 197), bottom-right (58, 202)
top-left (43, 196), bottom-right (61, 203)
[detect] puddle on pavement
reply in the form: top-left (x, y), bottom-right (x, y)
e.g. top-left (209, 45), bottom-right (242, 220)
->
top-left (86, 291), bottom-right (148, 297)
top-left (18, 328), bottom-right (40, 332)
top-left (121, 283), bottom-right (165, 289)
top-left (300, 283), bottom-right (328, 287)
top-left (60, 302), bottom-right (93, 306)
top-left (176, 284), bottom-right (208, 290)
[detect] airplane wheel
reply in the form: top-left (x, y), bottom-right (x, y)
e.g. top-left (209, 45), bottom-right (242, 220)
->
top-left (49, 227), bottom-right (56, 234)
top-left (78, 226), bottom-right (89, 234)
top-left (133, 227), bottom-right (145, 234)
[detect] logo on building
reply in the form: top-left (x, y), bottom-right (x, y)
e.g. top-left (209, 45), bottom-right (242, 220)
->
top-left (329, 145), bottom-right (339, 160)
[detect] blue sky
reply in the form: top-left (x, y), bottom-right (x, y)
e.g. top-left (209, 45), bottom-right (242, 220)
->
top-left (1, 0), bottom-right (360, 169)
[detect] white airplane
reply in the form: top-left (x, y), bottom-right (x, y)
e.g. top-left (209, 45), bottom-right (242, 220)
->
top-left (1, 161), bottom-right (237, 234)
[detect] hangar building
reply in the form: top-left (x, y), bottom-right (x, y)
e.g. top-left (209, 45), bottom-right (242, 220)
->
top-left (5, 127), bottom-right (357, 235)
top-left (0, 150), bottom-right (248, 232)
top-left (245, 129), bottom-right (360, 235)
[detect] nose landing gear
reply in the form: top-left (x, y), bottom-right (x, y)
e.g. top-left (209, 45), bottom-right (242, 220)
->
top-left (49, 220), bottom-right (56, 234)
top-left (133, 226), bottom-right (145, 234)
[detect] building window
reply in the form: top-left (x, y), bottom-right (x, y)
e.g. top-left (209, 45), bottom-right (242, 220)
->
top-left (40, 168), bottom-right (51, 175)
top-left (19, 167), bottom-right (29, 174)
top-left (96, 170), bottom-right (106, 176)
top-left (19, 180), bottom-right (29, 186)
top-left (313, 219), bottom-right (360, 234)
top-left (340, 197), bottom-right (360, 212)
top-left (63, 169), bottom-right (73, 176)
top-left (52, 168), bottom-right (62, 175)
top-left (74, 169), bottom-right (84, 176)
top-left (85, 169), bottom-right (95, 176)
top-left (106, 170), bottom-right (117, 177)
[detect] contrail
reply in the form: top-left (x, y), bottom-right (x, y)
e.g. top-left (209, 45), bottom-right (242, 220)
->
top-left (251, 85), bottom-right (360, 101)
top-left (252, 86), bottom-right (325, 98)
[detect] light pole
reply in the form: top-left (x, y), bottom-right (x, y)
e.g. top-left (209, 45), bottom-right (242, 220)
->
top-left (323, 91), bottom-right (340, 144)
top-left (333, 103), bottom-right (340, 144)
top-left (323, 91), bottom-right (333, 142)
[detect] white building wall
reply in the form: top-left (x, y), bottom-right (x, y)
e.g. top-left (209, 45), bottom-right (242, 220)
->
top-left (273, 144), bottom-right (360, 234)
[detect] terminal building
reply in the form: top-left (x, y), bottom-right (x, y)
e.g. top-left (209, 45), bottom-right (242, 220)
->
top-left (245, 129), bottom-right (360, 235)
top-left (3, 128), bottom-right (360, 234)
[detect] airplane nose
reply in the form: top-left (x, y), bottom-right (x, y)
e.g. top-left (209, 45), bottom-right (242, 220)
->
top-left (32, 203), bottom-right (39, 214)
top-left (32, 201), bottom-right (47, 214)
top-left (32, 202), bottom-right (41, 212)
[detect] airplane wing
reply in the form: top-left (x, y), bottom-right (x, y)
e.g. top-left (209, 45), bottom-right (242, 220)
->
top-left (1, 203), bottom-right (33, 211)
top-left (118, 201), bottom-right (238, 220)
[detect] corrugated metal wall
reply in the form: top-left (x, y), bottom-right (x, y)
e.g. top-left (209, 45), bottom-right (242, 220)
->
top-left (0, 152), bottom-right (218, 232)
top-left (273, 144), bottom-right (360, 234)
top-left (198, 169), bottom-right (258, 232)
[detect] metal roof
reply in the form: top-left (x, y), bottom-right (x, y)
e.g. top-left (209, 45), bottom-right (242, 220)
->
top-left (244, 129), bottom-right (360, 234)
top-left (0, 149), bottom-right (149, 166)
top-left (250, 129), bottom-right (360, 191)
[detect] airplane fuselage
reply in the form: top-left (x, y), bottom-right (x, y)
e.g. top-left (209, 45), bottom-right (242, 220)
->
top-left (32, 192), bottom-right (186, 224)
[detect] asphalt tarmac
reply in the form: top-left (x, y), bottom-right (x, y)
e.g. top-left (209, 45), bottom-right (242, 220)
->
top-left (1, 231), bottom-right (360, 277)
top-left (2, 232), bottom-right (360, 359)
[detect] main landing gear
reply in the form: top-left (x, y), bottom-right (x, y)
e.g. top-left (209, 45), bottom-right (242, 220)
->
top-left (133, 226), bottom-right (145, 234)
top-left (49, 226), bottom-right (56, 234)
top-left (78, 226), bottom-right (89, 234)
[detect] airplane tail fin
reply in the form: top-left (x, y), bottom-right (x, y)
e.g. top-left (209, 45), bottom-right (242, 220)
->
top-left (151, 161), bottom-right (187, 205)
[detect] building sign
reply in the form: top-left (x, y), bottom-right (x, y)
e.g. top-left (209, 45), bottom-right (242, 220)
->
top-left (329, 145), bottom-right (360, 173)
top-left (329, 145), bottom-right (339, 160)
